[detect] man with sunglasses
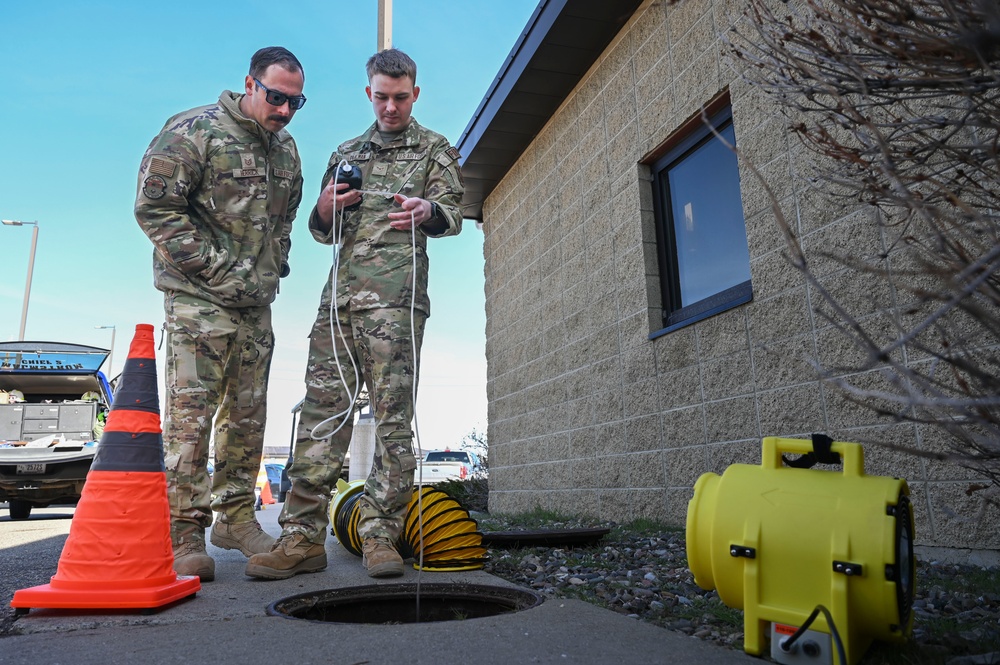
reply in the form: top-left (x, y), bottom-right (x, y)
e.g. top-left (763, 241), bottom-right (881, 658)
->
top-left (134, 46), bottom-right (305, 582)
top-left (247, 48), bottom-right (464, 581)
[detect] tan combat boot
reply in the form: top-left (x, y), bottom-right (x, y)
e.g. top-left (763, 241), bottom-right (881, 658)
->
top-left (173, 540), bottom-right (215, 582)
top-left (362, 536), bottom-right (404, 578)
top-left (245, 532), bottom-right (327, 580)
top-left (210, 518), bottom-right (276, 556)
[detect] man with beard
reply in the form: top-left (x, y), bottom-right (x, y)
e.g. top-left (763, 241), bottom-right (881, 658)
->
top-left (134, 46), bottom-right (305, 582)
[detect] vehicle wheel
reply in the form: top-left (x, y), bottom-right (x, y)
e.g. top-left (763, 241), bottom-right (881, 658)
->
top-left (8, 500), bottom-right (32, 520)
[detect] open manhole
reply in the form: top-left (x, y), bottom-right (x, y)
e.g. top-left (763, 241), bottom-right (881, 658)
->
top-left (267, 582), bottom-right (543, 624)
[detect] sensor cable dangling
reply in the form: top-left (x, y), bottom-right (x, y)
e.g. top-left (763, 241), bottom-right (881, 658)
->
top-left (407, 199), bottom-right (426, 619)
top-left (309, 161), bottom-right (428, 442)
top-left (309, 160), bottom-right (364, 442)
top-left (311, 160), bottom-right (429, 617)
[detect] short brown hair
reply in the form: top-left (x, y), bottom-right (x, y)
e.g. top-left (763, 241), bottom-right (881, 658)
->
top-left (366, 48), bottom-right (416, 84)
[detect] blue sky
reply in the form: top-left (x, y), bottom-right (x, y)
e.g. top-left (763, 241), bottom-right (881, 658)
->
top-left (0, 1), bottom-right (539, 453)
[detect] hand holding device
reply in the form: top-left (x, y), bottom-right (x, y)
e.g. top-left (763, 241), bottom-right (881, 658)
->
top-left (336, 163), bottom-right (363, 211)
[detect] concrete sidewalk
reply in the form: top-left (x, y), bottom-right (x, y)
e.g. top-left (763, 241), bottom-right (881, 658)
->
top-left (1, 505), bottom-right (758, 665)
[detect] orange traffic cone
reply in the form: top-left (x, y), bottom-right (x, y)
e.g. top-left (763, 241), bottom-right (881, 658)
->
top-left (261, 477), bottom-right (275, 506)
top-left (10, 324), bottom-right (200, 614)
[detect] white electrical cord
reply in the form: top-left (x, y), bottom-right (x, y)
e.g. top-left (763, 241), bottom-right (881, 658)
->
top-left (314, 158), bottom-right (428, 605)
top-left (309, 160), bottom-right (362, 442)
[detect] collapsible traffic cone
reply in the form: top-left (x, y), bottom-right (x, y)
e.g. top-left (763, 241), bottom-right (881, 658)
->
top-left (260, 478), bottom-right (275, 506)
top-left (10, 324), bottom-right (200, 614)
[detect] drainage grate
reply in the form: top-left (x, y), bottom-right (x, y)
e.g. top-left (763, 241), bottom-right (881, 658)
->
top-left (267, 583), bottom-right (543, 624)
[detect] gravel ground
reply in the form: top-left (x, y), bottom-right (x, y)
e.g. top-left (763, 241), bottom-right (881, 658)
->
top-left (480, 517), bottom-right (1000, 665)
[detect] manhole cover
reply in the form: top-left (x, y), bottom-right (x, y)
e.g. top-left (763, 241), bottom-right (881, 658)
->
top-left (481, 527), bottom-right (611, 548)
top-left (267, 582), bottom-right (543, 624)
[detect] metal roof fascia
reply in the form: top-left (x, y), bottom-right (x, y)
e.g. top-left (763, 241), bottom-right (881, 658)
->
top-left (457, 0), bottom-right (566, 163)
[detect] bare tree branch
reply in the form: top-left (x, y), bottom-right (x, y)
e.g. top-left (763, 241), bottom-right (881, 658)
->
top-left (728, 0), bottom-right (1000, 486)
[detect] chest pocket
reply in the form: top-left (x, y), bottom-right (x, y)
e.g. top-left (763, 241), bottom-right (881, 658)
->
top-left (210, 145), bottom-right (268, 207)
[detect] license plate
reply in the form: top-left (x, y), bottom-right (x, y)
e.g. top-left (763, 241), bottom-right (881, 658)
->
top-left (16, 463), bottom-right (46, 475)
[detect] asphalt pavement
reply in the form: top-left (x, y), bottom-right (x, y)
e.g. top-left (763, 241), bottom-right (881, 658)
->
top-left (0, 503), bottom-right (759, 665)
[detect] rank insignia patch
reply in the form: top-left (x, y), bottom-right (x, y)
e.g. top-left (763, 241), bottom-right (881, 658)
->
top-left (142, 175), bottom-right (167, 199)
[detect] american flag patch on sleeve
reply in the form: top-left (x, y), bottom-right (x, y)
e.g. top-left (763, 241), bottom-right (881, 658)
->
top-left (148, 157), bottom-right (177, 178)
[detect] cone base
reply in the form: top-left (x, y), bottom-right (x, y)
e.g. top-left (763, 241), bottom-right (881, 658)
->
top-left (10, 575), bottom-right (200, 613)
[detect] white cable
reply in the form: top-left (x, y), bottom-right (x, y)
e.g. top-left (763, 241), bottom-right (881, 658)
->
top-left (410, 202), bottom-right (426, 602)
top-left (309, 160), bottom-right (362, 442)
top-left (313, 170), bottom-right (428, 598)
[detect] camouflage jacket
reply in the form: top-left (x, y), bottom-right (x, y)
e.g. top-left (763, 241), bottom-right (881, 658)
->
top-left (134, 90), bottom-right (302, 308)
top-left (308, 118), bottom-right (463, 316)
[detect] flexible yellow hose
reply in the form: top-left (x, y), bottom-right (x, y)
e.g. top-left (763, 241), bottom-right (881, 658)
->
top-left (330, 479), bottom-right (486, 571)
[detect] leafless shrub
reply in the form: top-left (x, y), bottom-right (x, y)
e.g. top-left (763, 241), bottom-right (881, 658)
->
top-left (728, 0), bottom-right (1000, 489)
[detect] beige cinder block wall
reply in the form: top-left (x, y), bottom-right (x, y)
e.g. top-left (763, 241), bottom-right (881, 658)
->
top-left (481, 0), bottom-right (998, 554)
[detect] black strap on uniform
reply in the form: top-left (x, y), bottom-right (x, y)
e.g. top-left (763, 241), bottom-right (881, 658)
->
top-left (782, 433), bottom-right (841, 469)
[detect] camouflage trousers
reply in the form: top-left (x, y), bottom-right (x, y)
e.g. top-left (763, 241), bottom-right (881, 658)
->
top-left (280, 304), bottom-right (426, 545)
top-left (162, 292), bottom-right (274, 544)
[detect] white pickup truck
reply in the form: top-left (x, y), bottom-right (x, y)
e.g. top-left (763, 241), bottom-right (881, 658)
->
top-left (415, 449), bottom-right (482, 485)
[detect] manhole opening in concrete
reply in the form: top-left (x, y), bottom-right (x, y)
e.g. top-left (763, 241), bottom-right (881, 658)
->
top-left (267, 583), bottom-right (543, 624)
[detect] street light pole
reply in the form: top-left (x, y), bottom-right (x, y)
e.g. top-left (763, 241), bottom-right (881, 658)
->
top-left (95, 325), bottom-right (116, 379)
top-left (2, 219), bottom-right (39, 341)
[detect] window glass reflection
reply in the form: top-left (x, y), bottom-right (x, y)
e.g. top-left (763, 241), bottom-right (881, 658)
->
top-left (666, 122), bottom-right (749, 307)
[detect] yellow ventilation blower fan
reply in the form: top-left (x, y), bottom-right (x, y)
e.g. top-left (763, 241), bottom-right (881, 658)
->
top-left (331, 479), bottom-right (487, 571)
top-left (686, 435), bottom-right (915, 665)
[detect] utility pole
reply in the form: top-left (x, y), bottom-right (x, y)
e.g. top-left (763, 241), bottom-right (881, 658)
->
top-left (377, 0), bottom-right (392, 51)
top-left (2, 219), bottom-right (39, 341)
top-left (95, 325), bottom-right (116, 380)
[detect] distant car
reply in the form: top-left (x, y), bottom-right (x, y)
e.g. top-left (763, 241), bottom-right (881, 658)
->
top-left (255, 463), bottom-right (283, 503)
top-left (0, 342), bottom-right (113, 520)
top-left (264, 463), bottom-right (283, 498)
top-left (279, 456), bottom-right (291, 503)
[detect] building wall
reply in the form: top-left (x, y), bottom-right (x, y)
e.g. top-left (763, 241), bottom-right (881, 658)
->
top-left (480, 0), bottom-right (998, 552)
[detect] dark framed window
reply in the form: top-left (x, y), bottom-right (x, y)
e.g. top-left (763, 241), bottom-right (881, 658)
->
top-left (650, 105), bottom-right (751, 339)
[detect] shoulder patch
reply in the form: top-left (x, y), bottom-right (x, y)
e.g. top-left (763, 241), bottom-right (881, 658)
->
top-left (142, 175), bottom-right (167, 200)
top-left (148, 157), bottom-right (177, 178)
top-left (445, 146), bottom-right (461, 161)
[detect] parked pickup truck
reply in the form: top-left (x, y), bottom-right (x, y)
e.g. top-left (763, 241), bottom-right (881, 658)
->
top-left (415, 449), bottom-right (483, 485)
top-left (0, 341), bottom-right (112, 520)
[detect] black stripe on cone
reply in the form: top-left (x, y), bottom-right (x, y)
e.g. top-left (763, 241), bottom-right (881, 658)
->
top-left (90, 431), bottom-right (166, 473)
top-left (110, 355), bottom-right (161, 414)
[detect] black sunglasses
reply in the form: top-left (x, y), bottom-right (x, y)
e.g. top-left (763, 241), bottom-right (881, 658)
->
top-left (253, 77), bottom-right (307, 110)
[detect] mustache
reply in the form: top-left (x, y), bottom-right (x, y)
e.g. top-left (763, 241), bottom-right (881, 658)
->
top-left (268, 115), bottom-right (290, 125)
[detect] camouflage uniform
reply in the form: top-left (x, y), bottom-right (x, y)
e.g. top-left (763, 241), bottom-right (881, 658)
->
top-left (134, 90), bottom-right (302, 545)
top-left (281, 118), bottom-right (463, 544)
